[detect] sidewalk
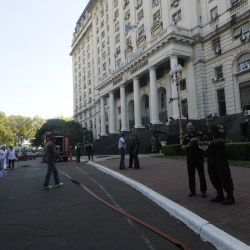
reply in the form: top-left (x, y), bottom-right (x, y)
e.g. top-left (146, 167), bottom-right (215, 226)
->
top-left (89, 154), bottom-right (250, 247)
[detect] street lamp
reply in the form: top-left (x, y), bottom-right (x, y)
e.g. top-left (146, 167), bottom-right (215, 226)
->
top-left (169, 64), bottom-right (184, 144)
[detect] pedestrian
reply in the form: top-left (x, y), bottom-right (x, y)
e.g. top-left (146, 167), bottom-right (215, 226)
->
top-left (75, 144), bottom-right (81, 163)
top-left (0, 146), bottom-right (5, 177)
top-left (1, 146), bottom-right (8, 172)
top-left (199, 115), bottom-right (235, 205)
top-left (7, 146), bottom-right (16, 171)
top-left (85, 142), bottom-right (94, 161)
top-left (182, 122), bottom-right (207, 197)
top-left (128, 134), bottom-right (140, 169)
top-left (118, 133), bottom-right (126, 170)
top-left (43, 132), bottom-right (63, 189)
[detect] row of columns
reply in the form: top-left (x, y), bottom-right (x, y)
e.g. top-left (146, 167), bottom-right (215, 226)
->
top-left (100, 56), bottom-right (184, 136)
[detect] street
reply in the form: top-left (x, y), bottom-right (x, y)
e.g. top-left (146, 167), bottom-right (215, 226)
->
top-left (0, 159), bottom-right (214, 250)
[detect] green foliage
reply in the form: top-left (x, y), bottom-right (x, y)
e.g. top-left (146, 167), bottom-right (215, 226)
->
top-left (161, 144), bottom-right (184, 156)
top-left (226, 142), bottom-right (250, 161)
top-left (32, 119), bottom-right (85, 147)
top-left (0, 112), bottom-right (45, 146)
top-left (162, 142), bottom-right (250, 161)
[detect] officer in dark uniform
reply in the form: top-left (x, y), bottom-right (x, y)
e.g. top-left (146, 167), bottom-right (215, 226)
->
top-left (199, 115), bottom-right (235, 205)
top-left (128, 134), bottom-right (140, 169)
top-left (182, 122), bottom-right (207, 197)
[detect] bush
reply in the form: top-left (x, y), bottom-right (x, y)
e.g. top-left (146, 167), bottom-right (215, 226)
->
top-left (226, 142), bottom-right (250, 161)
top-left (162, 142), bottom-right (250, 161)
top-left (161, 144), bottom-right (184, 156)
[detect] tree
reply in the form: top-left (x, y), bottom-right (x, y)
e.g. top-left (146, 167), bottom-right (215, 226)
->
top-left (0, 112), bottom-right (15, 146)
top-left (32, 119), bottom-right (85, 147)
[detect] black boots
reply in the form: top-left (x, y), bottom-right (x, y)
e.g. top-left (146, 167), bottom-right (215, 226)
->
top-left (222, 192), bottom-right (235, 205)
top-left (211, 194), bottom-right (225, 202)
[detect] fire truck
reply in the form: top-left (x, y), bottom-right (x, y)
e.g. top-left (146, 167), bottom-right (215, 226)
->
top-left (44, 132), bottom-right (70, 162)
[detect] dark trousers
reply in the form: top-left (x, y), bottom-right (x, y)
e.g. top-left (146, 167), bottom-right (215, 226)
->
top-left (187, 157), bottom-right (207, 194)
top-left (129, 152), bottom-right (140, 169)
top-left (119, 148), bottom-right (125, 169)
top-left (207, 156), bottom-right (234, 195)
top-left (43, 161), bottom-right (60, 187)
top-left (76, 154), bottom-right (80, 163)
top-left (87, 152), bottom-right (93, 161)
top-left (8, 160), bottom-right (15, 170)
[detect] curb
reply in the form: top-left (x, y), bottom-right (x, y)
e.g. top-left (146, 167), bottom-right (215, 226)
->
top-left (88, 162), bottom-right (250, 250)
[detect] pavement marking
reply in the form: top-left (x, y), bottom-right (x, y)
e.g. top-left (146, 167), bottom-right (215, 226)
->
top-left (88, 162), bottom-right (250, 250)
top-left (76, 167), bottom-right (156, 250)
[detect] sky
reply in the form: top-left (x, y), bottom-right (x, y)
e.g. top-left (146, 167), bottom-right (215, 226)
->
top-left (0, 0), bottom-right (88, 119)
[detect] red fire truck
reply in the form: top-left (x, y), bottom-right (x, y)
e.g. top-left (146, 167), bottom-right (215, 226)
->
top-left (44, 132), bottom-right (70, 162)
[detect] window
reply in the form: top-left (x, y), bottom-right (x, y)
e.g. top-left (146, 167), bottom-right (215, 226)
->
top-left (118, 106), bottom-right (121, 114)
top-left (215, 66), bottom-right (223, 80)
top-left (210, 7), bottom-right (218, 20)
top-left (114, 9), bottom-right (119, 20)
top-left (213, 38), bottom-right (221, 54)
top-left (231, 0), bottom-right (240, 6)
top-left (138, 10), bottom-right (144, 21)
top-left (115, 34), bottom-right (120, 43)
top-left (217, 89), bottom-right (226, 116)
top-left (124, 0), bottom-right (129, 8)
top-left (153, 10), bottom-right (161, 23)
top-left (240, 82), bottom-right (250, 109)
top-left (181, 99), bottom-right (188, 117)
top-left (116, 46), bottom-right (121, 56)
top-left (137, 0), bottom-right (143, 8)
top-left (180, 79), bottom-right (186, 91)
top-left (125, 10), bottom-right (130, 21)
top-left (103, 63), bottom-right (106, 71)
top-left (115, 22), bottom-right (120, 32)
top-left (114, 0), bottom-right (118, 7)
top-left (126, 36), bottom-right (132, 46)
top-left (138, 24), bottom-right (145, 36)
top-left (172, 10), bottom-right (182, 23)
top-left (233, 22), bottom-right (250, 40)
top-left (152, 0), bottom-right (160, 6)
top-left (160, 90), bottom-right (166, 109)
top-left (101, 30), bottom-right (105, 38)
top-left (171, 0), bottom-right (180, 8)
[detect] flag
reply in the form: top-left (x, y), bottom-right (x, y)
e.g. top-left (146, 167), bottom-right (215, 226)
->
top-left (124, 24), bottom-right (138, 33)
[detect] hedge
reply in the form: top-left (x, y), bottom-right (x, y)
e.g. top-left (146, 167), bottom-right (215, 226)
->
top-left (162, 142), bottom-right (250, 161)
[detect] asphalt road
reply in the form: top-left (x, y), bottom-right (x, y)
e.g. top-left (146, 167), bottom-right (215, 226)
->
top-left (0, 160), bottom-right (215, 250)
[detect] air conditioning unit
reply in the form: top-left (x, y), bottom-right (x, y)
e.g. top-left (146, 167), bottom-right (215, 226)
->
top-left (244, 110), bottom-right (250, 116)
top-left (215, 48), bottom-right (221, 55)
top-left (240, 34), bottom-right (247, 41)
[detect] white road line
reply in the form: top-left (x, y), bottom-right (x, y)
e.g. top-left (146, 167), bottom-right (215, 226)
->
top-left (88, 162), bottom-right (250, 250)
top-left (76, 166), bottom-right (156, 250)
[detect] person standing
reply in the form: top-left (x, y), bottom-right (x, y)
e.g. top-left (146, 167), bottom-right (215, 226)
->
top-left (75, 144), bottom-right (81, 163)
top-left (86, 142), bottom-right (94, 161)
top-left (199, 115), bottom-right (235, 205)
top-left (0, 146), bottom-right (5, 177)
top-left (129, 135), bottom-right (140, 169)
top-left (118, 133), bottom-right (126, 170)
top-left (1, 146), bottom-right (8, 172)
top-left (182, 123), bottom-right (207, 197)
top-left (43, 133), bottom-right (63, 189)
top-left (7, 146), bottom-right (16, 170)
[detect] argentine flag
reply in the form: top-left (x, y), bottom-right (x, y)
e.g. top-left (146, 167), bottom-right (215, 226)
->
top-left (125, 24), bottom-right (138, 33)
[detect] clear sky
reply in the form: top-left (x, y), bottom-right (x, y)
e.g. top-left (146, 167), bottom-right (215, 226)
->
top-left (0, 0), bottom-right (88, 119)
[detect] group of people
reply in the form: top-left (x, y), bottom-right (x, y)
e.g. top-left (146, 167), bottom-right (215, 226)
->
top-left (0, 145), bottom-right (16, 176)
top-left (182, 115), bottom-right (235, 205)
top-left (118, 134), bottom-right (140, 170)
top-left (75, 142), bottom-right (94, 163)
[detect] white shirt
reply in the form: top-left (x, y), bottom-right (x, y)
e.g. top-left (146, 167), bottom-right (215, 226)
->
top-left (8, 149), bottom-right (16, 160)
top-left (0, 149), bottom-right (5, 160)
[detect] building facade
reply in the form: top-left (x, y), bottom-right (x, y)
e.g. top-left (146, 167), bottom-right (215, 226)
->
top-left (71, 0), bottom-right (250, 141)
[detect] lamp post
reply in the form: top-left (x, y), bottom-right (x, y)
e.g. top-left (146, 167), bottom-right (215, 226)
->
top-left (169, 64), bottom-right (184, 144)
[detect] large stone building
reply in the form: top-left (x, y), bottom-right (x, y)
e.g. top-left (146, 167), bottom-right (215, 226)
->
top-left (71, 0), bottom-right (250, 143)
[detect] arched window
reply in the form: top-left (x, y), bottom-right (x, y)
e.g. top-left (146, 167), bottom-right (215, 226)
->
top-left (237, 53), bottom-right (250, 73)
top-left (239, 81), bottom-right (250, 110)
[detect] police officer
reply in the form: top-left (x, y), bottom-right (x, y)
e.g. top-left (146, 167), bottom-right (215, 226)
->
top-left (199, 115), bottom-right (235, 205)
top-left (128, 134), bottom-right (140, 169)
top-left (182, 122), bottom-right (207, 197)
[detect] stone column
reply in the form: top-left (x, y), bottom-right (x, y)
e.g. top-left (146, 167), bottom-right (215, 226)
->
top-left (100, 96), bottom-right (107, 136)
top-left (120, 85), bottom-right (129, 131)
top-left (170, 55), bottom-right (179, 119)
top-left (187, 59), bottom-right (199, 119)
top-left (149, 67), bottom-right (161, 124)
top-left (109, 91), bottom-right (116, 134)
top-left (133, 77), bottom-right (144, 128)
